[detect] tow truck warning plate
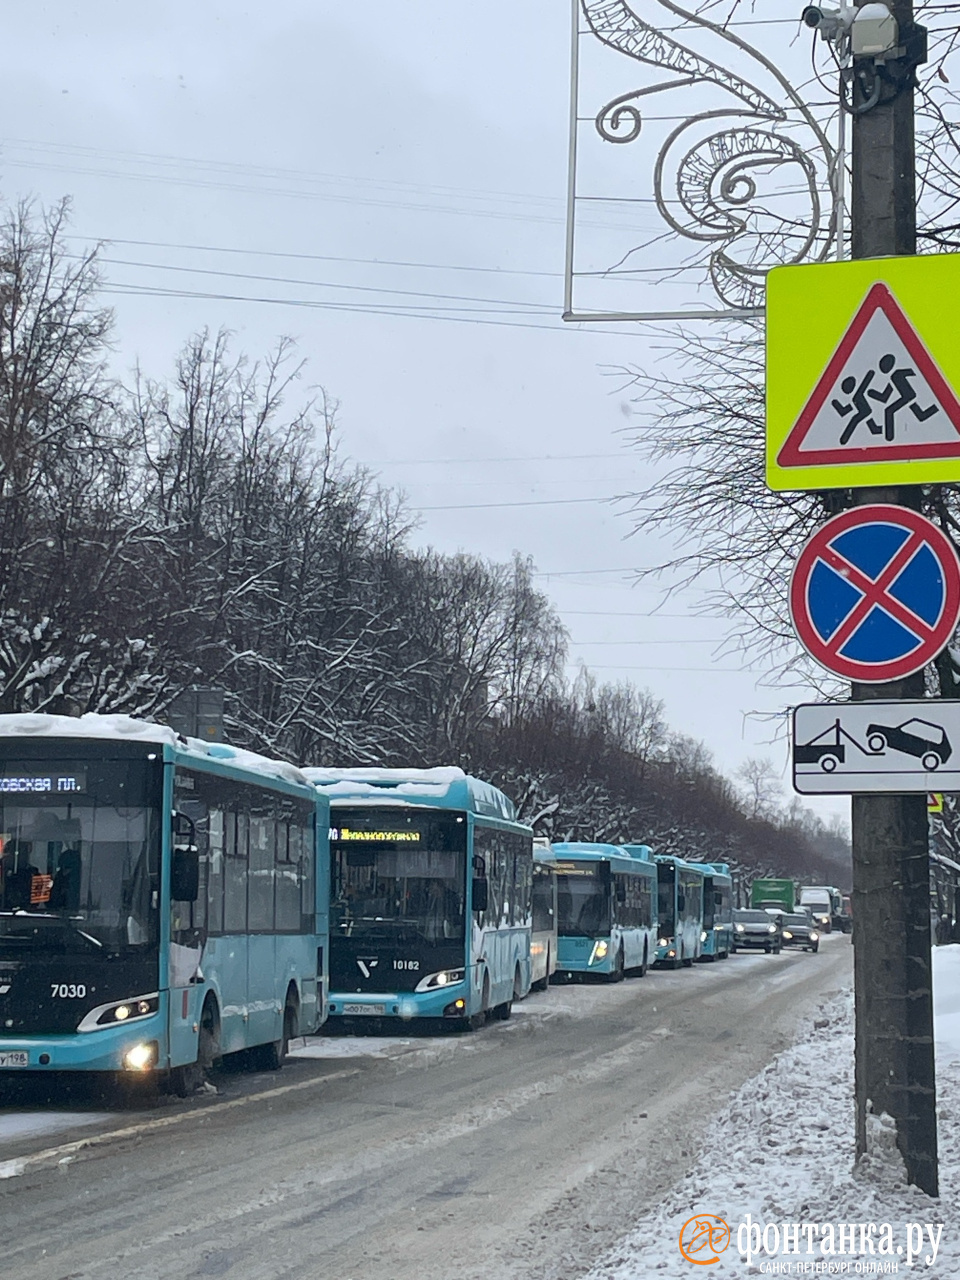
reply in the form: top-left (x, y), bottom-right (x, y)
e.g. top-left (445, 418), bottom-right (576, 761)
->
top-left (793, 700), bottom-right (960, 794)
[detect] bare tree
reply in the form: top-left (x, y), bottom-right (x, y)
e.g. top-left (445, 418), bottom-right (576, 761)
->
top-left (735, 756), bottom-right (783, 822)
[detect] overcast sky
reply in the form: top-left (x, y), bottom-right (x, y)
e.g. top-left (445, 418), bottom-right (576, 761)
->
top-left (4, 2), bottom-right (848, 824)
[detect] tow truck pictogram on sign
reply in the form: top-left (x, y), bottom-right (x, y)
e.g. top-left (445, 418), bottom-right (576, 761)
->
top-left (777, 283), bottom-right (960, 469)
top-left (793, 702), bottom-right (960, 795)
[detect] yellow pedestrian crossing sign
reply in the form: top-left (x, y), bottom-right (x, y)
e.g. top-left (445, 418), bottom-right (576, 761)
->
top-left (767, 254), bottom-right (960, 491)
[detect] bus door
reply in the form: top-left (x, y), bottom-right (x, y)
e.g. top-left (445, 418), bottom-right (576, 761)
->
top-left (702, 877), bottom-right (716, 933)
top-left (168, 806), bottom-right (207, 1067)
top-left (245, 809), bottom-right (279, 1046)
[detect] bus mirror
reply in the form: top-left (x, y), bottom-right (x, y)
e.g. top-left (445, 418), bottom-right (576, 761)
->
top-left (472, 878), bottom-right (489, 913)
top-left (171, 847), bottom-right (200, 902)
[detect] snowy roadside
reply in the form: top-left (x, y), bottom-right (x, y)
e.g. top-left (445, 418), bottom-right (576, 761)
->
top-left (585, 945), bottom-right (960, 1280)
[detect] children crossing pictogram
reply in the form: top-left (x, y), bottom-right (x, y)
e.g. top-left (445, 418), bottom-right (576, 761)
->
top-left (789, 504), bottom-right (960, 682)
top-left (832, 352), bottom-right (940, 445)
top-left (776, 283), bottom-right (960, 468)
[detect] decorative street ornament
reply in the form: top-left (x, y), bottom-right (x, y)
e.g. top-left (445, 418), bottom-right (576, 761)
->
top-left (565, 0), bottom-right (839, 321)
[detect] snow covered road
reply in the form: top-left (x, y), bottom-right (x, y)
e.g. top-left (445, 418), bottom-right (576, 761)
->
top-left (587, 943), bottom-right (960, 1280)
top-left (0, 936), bottom-right (850, 1280)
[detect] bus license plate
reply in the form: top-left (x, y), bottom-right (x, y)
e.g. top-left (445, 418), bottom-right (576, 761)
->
top-left (342, 1003), bottom-right (385, 1016)
top-left (0, 1052), bottom-right (29, 1068)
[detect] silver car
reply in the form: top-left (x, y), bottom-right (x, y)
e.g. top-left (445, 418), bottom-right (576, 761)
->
top-left (732, 909), bottom-right (782, 954)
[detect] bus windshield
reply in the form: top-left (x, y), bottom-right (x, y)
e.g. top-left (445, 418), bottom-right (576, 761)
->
top-left (330, 808), bottom-right (466, 944)
top-left (0, 757), bottom-right (160, 958)
top-left (555, 863), bottom-right (610, 938)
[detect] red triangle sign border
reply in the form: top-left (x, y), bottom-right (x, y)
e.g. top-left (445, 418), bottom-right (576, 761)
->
top-left (776, 281), bottom-right (960, 467)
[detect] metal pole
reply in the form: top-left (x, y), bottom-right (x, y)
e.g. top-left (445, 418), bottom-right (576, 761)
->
top-left (836, 94), bottom-right (846, 261)
top-left (849, 0), bottom-right (938, 1195)
top-left (563, 0), bottom-right (580, 320)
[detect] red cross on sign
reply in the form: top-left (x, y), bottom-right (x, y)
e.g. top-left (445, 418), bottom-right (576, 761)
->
top-left (789, 505), bottom-right (960, 682)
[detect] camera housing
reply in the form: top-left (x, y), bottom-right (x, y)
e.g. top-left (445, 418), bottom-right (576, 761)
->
top-left (801, 3), bottom-right (853, 43)
top-left (850, 3), bottom-right (898, 57)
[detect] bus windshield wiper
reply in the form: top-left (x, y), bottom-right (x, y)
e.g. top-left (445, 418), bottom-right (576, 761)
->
top-left (0, 913), bottom-right (105, 950)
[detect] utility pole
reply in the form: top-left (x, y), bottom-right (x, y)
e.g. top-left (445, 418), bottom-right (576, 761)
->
top-left (847, 0), bottom-right (938, 1194)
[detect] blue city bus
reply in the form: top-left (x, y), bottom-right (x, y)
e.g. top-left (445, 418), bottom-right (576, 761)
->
top-left (530, 843), bottom-right (558, 991)
top-left (653, 854), bottom-right (705, 968)
top-left (0, 714), bottom-right (328, 1094)
top-left (307, 768), bottom-right (533, 1028)
top-left (699, 862), bottom-right (733, 960)
top-left (538, 842), bottom-right (657, 981)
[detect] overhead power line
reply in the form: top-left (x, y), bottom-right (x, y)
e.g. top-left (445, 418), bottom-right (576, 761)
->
top-left (570, 638), bottom-right (716, 645)
top-left (364, 452), bottom-right (628, 466)
top-left (565, 662), bottom-right (751, 673)
top-left (89, 253), bottom-right (555, 314)
top-left (419, 496), bottom-right (611, 511)
top-left (98, 283), bottom-right (652, 337)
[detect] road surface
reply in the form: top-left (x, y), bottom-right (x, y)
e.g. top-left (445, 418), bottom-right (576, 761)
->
top-left (0, 937), bottom-right (852, 1280)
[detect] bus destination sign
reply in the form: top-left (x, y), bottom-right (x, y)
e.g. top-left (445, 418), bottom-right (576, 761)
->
top-left (0, 772), bottom-right (87, 795)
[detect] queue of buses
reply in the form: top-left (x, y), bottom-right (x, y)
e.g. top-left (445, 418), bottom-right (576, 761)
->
top-left (0, 716), bottom-right (735, 1094)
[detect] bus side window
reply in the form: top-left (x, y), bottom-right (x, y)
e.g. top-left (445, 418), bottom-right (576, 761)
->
top-left (497, 836), bottom-right (509, 927)
top-left (207, 808), bottom-right (224, 935)
top-left (515, 837), bottom-right (532, 926)
top-left (276, 819), bottom-right (301, 933)
top-left (247, 811), bottom-right (274, 932)
top-left (614, 875), bottom-right (627, 921)
top-left (224, 810), bottom-right (247, 934)
top-left (298, 814), bottom-right (315, 928)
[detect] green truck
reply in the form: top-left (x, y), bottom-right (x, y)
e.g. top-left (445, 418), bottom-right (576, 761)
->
top-left (750, 878), bottom-right (796, 912)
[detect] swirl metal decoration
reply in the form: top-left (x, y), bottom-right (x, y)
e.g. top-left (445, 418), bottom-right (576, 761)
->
top-left (576, 0), bottom-right (837, 313)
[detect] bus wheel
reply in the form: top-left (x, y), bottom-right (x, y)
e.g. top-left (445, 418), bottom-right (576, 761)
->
top-left (253, 996), bottom-right (297, 1071)
top-left (168, 998), bottom-right (220, 1098)
top-left (480, 971), bottom-right (492, 1024)
top-left (636, 943), bottom-right (648, 978)
top-left (532, 949), bottom-right (550, 992)
top-left (608, 945), bottom-right (625, 983)
top-left (198, 997), bottom-right (221, 1070)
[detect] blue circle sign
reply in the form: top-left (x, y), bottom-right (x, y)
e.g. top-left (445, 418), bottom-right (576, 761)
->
top-left (789, 505), bottom-right (960, 682)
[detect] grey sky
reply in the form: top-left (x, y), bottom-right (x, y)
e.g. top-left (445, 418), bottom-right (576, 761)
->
top-left (4, 1), bottom-right (847, 822)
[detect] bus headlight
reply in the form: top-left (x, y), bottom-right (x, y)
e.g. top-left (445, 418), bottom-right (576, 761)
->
top-left (123, 1041), bottom-right (158, 1072)
top-left (589, 940), bottom-right (609, 965)
top-left (700, 931), bottom-right (707, 943)
top-left (415, 968), bottom-right (465, 993)
top-left (78, 994), bottom-right (160, 1033)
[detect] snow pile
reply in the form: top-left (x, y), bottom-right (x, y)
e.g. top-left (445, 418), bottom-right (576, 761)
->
top-left (305, 766), bottom-right (466, 802)
top-left (0, 712), bottom-right (178, 744)
top-left (934, 942), bottom-right (960, 1068)
top-left (0, 712), bottom-right (312, 788)
top-left (587, 950), bottom-right (960, 1280)
top-left (305, 766), bottom-right (465, 785)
